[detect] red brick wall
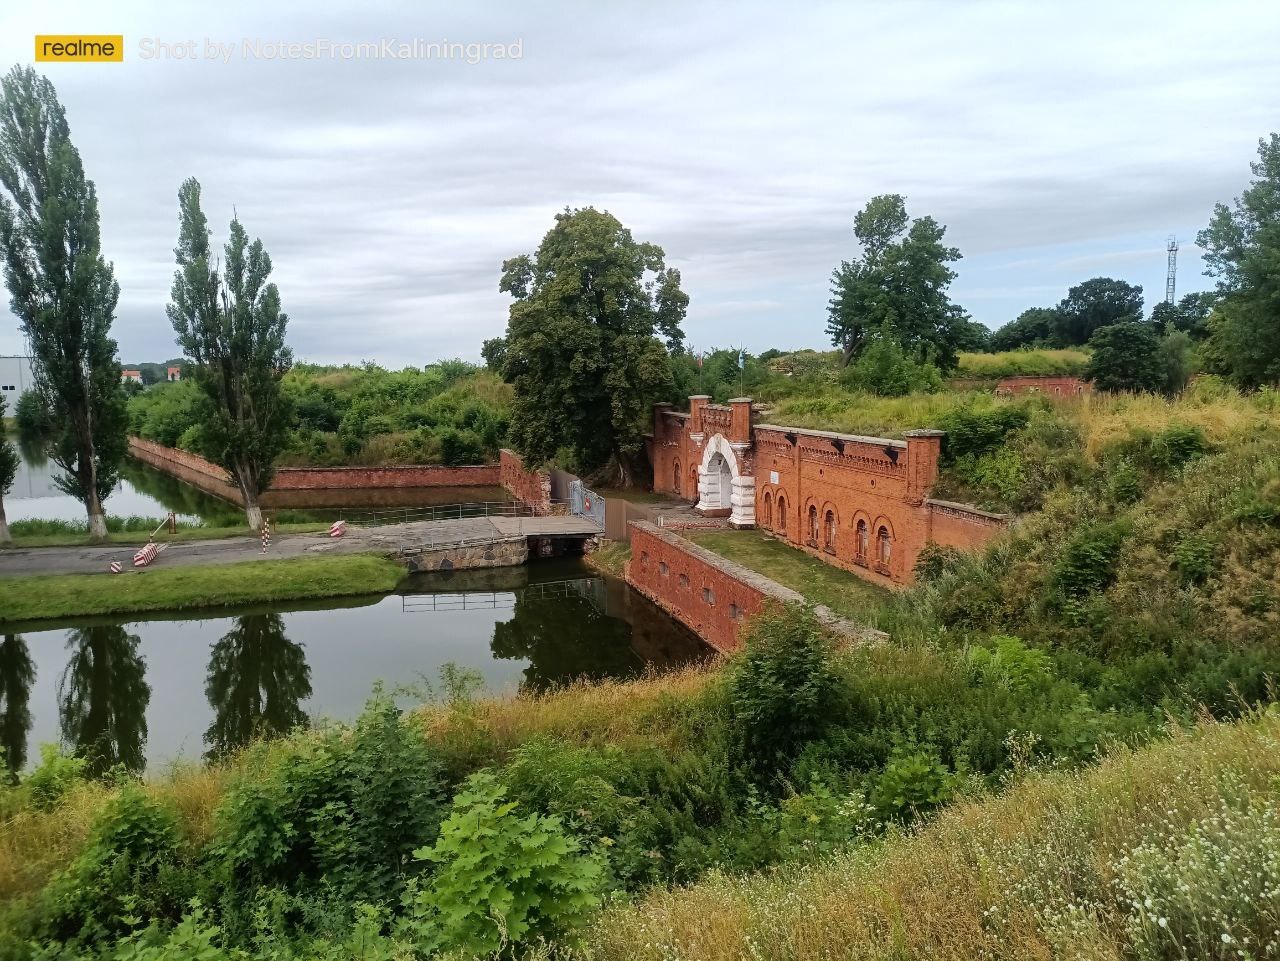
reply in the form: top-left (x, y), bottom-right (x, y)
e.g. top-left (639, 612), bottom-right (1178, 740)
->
top-left (499, 449), bottom-right (552, 514)
top-left (926, 498), bottom-right (1009, 551)
top-left (651, 407), bottom-right (698, 501)
top-left (752, 426), bottom-right (941, 586)
top-left (996, 375), bottom-right (1091, 397)
top-left (271, 464), bottom-right (498, 489)
top-left (626, 522), bottom-right (798, 652)
top-left (129, 437), bottom-right (502, 508)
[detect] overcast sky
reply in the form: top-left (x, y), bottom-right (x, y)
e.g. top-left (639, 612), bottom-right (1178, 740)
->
top-left (1, 1), bottom-right (1277, 365)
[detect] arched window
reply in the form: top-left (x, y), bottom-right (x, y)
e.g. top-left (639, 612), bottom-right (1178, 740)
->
top-left (762, 491), bottom-right (773, 528)
top-left (777, 496), bottom-right (787, 534)
top-left (823, 510), bottom-right (836, 552)
top-left (855, 519), bottom-right (869, 563)
top-left (673, 459), bottom-right (681, 492)
top-left (807, 505), bottom-right (819, 545)
top-left (877, 525), bottom-right (892, 567)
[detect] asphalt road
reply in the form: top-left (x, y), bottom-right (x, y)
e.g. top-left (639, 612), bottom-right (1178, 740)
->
top-left (0, 514), bottom-right (604, 578)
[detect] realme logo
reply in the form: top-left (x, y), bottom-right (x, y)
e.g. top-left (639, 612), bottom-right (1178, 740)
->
top-left (34, 35), bottom-right (124, 62)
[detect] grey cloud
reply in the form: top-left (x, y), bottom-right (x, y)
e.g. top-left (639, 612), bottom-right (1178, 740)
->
top-left (0, 0), bottom-right (1277, 361)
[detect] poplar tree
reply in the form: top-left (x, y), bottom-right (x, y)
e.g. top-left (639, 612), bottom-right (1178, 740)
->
top-left (166, 178), bottom-right (292, 529)
top-left (0, 66), bottom-right (126, 540)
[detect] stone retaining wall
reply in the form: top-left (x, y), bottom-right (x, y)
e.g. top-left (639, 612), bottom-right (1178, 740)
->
top-left (399, 535), bottom-right (528, 573)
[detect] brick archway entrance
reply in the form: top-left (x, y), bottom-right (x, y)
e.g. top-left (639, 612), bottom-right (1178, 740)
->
top-left (696, 433), bottom-right (754, 527)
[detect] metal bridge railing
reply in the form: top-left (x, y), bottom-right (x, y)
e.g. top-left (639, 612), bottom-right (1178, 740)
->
top-left (340, 500), bottom-right (545, 528)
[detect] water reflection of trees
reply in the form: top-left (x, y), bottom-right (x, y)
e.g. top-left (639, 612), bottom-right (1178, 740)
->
top-left (204, 614), bottom-right (312, 760)
top-left (117, 459), bottom-right (240, 525)
top-left (490, 584), bottom-right (645, 691)
top-left (59, 626), bottom-right (150, 777)
top-left (0, 636), bottom-right (35, 781)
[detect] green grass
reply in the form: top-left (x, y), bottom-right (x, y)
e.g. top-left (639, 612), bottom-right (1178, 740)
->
top-left (6, 522), bottom-right (329, 549)
top-left (587, 540), bottom-right (631, 576)
top-left (686, 529), bottom-right (888, 621)
top-left (0, 553), bottom-right (405, 624)
top-left (955, 347), bottom-right (1090, 378)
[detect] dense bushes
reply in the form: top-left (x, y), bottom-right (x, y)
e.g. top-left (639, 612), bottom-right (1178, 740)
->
top-left (124, 362), bottom-right (513, 468)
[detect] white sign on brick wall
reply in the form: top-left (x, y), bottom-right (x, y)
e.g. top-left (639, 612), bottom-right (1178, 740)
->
top-left (769, 470), bottom-right (779, 484)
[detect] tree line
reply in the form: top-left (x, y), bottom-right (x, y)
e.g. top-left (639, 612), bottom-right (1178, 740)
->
top-left (3, 63), bottom-right (1280, 535)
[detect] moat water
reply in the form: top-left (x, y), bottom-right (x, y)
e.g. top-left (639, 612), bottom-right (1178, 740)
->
top-left (0, 559), bottom-right (709, 775)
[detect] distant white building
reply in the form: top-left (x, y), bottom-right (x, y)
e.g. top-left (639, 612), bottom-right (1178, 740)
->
top-left (166, 365), bottom-right (182, 382)
top-left (121, 368), bottom-right (143, 384)
top-left (0, 355), bottom-right (33, 414)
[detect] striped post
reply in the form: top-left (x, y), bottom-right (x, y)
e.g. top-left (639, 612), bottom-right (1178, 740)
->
top-left (109, 560), bottom-right (122, 574)
top-left (260, 520), bottom-right (271, 553)
top-left (133, 543), bottom-right (159, 567)
top-left (329, 520), bottom-right (347, 538)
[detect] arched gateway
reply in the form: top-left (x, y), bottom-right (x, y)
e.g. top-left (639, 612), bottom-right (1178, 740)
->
top-left (695, 432), bottom-right (755, 528)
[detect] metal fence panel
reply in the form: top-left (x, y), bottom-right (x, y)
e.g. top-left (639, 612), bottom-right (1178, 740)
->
top-left (569, 480), bottom-right (605, 530)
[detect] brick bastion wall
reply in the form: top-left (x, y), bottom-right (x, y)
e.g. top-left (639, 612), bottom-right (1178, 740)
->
top-left (128, 437), bottom-right (506, 509)
top-left (625, 521), bottom-right (883, 653)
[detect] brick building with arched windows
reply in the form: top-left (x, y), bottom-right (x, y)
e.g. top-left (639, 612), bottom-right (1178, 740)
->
top-left (648, 395), bottom-right (1008, 587)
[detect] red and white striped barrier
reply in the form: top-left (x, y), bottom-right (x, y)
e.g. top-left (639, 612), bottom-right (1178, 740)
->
top-left (133, 543), bottom-right (159, 567)
top-left (329, 520), bottom-right (347, 538)
top-left (109, 560), bottom-right (122, 574)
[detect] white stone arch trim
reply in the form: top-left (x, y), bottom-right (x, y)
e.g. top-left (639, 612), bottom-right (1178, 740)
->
top-left (696, 433), bottom-right (755, 527)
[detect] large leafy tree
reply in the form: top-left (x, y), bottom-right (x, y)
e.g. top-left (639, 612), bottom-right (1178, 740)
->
top-left (0, 66), bottom-right (126, 540)
top-left (1197, 134), bottom-right (1280, 388)
top-left (826, 194), bottom-right (969, 370)
top-left (167, 178), bottom-right (293, 528)
top-left (989, 306), bottom-right (1061, 351)
top-left (1053, 277), bottom-right (1144, 346)
top-left (1084, 322), bottom-right (1165, 393)
top-left (0, 396), bottom-right (16, 543)
top-left (498, 207), bottom-right (686, 485)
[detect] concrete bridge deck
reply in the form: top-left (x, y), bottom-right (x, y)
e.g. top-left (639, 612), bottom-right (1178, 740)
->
top-left (0, 515), bottom-right (602, 578)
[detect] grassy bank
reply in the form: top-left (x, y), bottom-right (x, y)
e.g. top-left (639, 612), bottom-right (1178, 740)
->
top-left (585, 540), bottom-right (631, 576)
top-left (687, 528), bottom-right (890, 622)
top-left (576, 708), bottom-right (1280, 961)
top-left (0, 553), bottom-right (404, 623)
top-left (6, 521), bottom-right (328, 549)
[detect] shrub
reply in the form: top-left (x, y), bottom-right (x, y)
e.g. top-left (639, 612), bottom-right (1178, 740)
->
top-left (1051, 520), bottom-right (1129, 601)
top-left (23, 744), bottom-right (87, 810)
top-left (400, 771), bottom-right (603, 956)
top-left (912, 543), bottom-right (967, 583)
top-left (841, 333), bottom-right (943, 397)
top-left (724, 607), bottom-right (841, 786)
top-left (871, 747), bottom-right (957, 823)
top-left (936, 403), bottom-right (1031, 462)
top-left (1173, 535), bottom-right (1216, 586)
top-left (1150, 423), bottom-right (1208, 473)
top-left (37, 784), bottom-right (188, 947)
top-left (208, 690), bottom-right (446, 924)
